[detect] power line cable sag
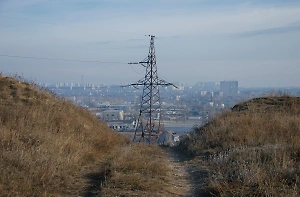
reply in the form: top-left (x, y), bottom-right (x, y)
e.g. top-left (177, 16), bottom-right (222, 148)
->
top-left (0, 54), bottom-right (126, 64)
top-left (0, 15), bottom-right (190, 60)
top-left (0, 15), bottom-right (145, 36)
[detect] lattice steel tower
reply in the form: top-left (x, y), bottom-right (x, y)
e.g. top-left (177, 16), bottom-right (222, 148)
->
top-left (127, 35), bottom-right (176, 144)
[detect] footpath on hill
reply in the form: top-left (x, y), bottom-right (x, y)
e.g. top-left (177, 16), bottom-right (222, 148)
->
top-left (162, 147), bottom-right (210, 197)
top-left (80, 145), bottom-right (211, 197)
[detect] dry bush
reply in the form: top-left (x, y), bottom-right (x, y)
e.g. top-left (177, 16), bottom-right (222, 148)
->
top-left (181, 96), bottom-right (300, 196)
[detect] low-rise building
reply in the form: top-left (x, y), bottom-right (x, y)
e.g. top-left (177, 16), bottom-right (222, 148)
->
top-left (101, 110), bottom-right (124, 121)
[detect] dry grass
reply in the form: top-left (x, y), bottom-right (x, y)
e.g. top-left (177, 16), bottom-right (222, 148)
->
top-left (100, 144), bottom-right (181, 196)
top-left (0, 75), bottom-right (129, 196)
top-left (181, 95), bottom-right (300, 196)
top-left (0, 75), bottom-right (177, 196)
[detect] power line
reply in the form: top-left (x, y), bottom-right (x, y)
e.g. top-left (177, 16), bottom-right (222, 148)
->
top-left (0, 54), bottom-right (125, 64)
top-left (0, 14), bottom-right (145, 36)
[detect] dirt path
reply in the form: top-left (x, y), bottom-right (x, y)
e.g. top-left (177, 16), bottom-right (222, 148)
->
top-left (80, 146), bottom-right (210, 197)
top-left (163, 147), bottom-right (210, 197)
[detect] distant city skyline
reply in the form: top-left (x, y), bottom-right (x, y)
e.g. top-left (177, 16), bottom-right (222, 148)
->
top-left (1, 0), bottom-right (300, 87)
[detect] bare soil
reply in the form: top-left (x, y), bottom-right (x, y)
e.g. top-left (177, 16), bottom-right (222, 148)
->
top-left (162, 146), bottom-right (211, 197)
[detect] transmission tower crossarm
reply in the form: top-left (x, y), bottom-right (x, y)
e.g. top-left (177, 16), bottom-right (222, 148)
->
top-left (120, 78), bottom-right (145, 88)
top-left (128, 62), bottom-right (146, 67)
top-left (172, 84), bottom-right (179, 89)
top-left (128, 61), bottom-right (148, 64)
top-left (156, 78), bottom-right (178, 88)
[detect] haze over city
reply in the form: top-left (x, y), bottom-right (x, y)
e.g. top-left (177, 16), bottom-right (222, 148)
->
top-left (1, 0), bottom-right (300, 87)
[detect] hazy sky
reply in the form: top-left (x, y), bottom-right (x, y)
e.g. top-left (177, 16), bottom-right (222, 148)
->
top-left (1, 0), bottom-right (300, 87)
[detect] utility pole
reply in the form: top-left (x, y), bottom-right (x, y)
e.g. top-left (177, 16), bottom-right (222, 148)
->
top-left (125, 35), bottom-right (177, 144)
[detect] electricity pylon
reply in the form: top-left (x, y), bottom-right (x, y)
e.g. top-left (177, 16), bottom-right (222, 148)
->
top-left (125, 35), bottom-right (177, 144)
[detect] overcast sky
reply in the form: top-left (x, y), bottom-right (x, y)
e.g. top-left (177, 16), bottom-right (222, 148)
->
top-left (1, 0), bottom-right (300, 87)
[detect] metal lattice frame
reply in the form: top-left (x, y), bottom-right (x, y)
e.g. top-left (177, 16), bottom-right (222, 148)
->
top-left (127, 35), bottom-right (176, 144)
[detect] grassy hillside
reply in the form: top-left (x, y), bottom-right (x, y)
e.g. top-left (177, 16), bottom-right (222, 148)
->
top-left (181, 95), bottom-right (300, 196)
top-left (0, 74), bottom-right (181, 196)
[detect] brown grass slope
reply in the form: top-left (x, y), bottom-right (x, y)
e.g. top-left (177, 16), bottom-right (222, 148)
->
top-left (0, 75), bottom-right (182, 197)
top-left (181, 95), bottom-right (300, 196)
